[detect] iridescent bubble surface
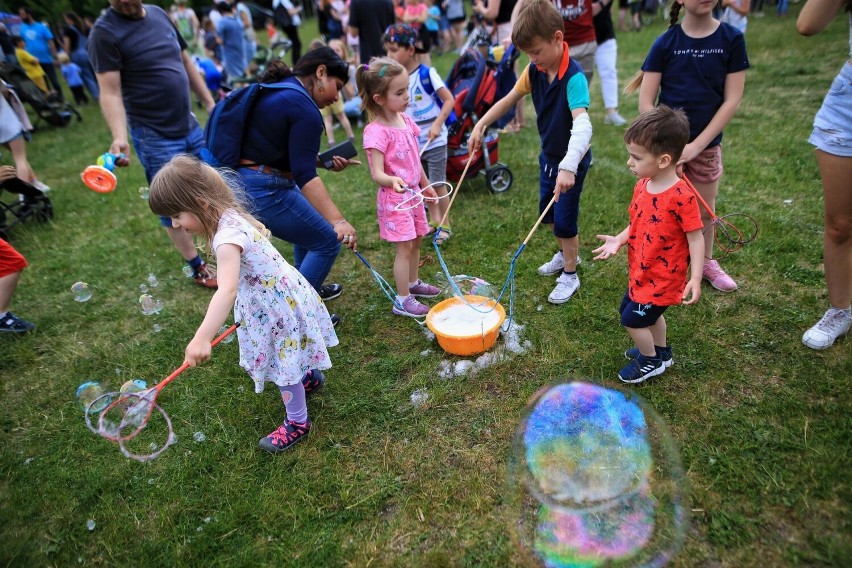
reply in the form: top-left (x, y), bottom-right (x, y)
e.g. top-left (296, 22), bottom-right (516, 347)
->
top-left (508, 382), bottom-right (687, 567)
top-left (71, 282), bottom-right (92, 302)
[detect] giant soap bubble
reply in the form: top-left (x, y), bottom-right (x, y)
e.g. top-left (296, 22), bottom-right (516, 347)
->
top-left (507, 382), bottom-right (687, 567)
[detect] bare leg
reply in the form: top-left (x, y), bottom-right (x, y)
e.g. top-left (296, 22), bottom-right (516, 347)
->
top-left (165, 226), bottom-right (201, 261)
top-left (394, 239), bottom-right (417, 295)
top-left (816, 150), bottom-right (852, 308)
top-left (323, 113), bottom-right (336, 146)
top-left (336, 111), bottom-right (354, 140)
top-left (0, 270), bottom-right (21, 313)
top-left (6, 137), bottom-right (36, 183)
top-left (626, 326), bottom-right (656, 357)
top-left (691, 178), bottom-right (719, 259)
top-left (557, 235), bottom-right (579, 272)
top-left (649, 314), bottom-right (667, 347)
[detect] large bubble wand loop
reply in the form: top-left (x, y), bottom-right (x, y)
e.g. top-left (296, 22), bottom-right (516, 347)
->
top-left (434, 193), bottom-right (559, 331)
top-left (393, 181), bottom-right (455, 212)
top-left (86, 324), bottom-right (239, 445)
top-left (682, 175), bottom-right (758, 258)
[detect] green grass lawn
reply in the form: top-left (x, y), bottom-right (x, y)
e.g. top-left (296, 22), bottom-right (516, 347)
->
top-left (1, 9), bottom-right (850, 566)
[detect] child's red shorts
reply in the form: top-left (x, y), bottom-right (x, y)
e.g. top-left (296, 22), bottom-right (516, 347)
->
top-left (0, 238), bottom-right (28, 278)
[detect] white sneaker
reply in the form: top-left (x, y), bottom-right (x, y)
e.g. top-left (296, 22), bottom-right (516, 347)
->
top-left (548, 272), bottom-right (580, 304)
top-left (802, 308), bottom-right (851, 350)
top-left (537, 251), bottom-right (581, 276)
top-left (604, 112), bottom-right (627, 126)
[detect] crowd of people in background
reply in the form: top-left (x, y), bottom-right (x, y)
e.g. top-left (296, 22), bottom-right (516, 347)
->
top-left (0, 0), bottom-right (849, 363)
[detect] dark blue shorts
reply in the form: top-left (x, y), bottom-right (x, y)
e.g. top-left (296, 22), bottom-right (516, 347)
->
top-left (619, 291), bottom-right (669, 328)
top-left (539, 150), bottom-right (592, 239)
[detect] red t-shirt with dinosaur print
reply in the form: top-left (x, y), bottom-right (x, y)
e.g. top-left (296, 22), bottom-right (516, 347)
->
top-left (626, 178), bottom-right (703, 305)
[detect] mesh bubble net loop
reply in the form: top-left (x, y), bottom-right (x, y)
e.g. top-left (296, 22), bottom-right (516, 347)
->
top-left (682, 175), bottom-right (758, 258)
top-left (85, 323), bottom-right (238, 460)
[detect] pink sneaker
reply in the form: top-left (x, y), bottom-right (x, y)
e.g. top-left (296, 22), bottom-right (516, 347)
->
top-left (703, 259), bottom-right (738, 292)
top-left (392, 295), bottom-right (430, 317)
top-left (409, 279), bottom-right (441, 298)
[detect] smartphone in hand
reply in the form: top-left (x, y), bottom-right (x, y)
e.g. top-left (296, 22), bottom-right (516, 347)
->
top-left (318, 139), bottom-right (358, 169)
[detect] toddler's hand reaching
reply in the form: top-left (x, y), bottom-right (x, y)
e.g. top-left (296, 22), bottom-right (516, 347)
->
top-left (592, 235), bottom-right (622, 260)
top-left (681, 278), bottom-right (701, 305)
top-left (184, 337), bottom-right (212, 367)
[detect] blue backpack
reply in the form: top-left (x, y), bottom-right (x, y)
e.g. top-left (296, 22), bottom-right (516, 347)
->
top-left (201, 81), bottom-right (318, 168)
top-left (418, 64), bottom-right (457, 126)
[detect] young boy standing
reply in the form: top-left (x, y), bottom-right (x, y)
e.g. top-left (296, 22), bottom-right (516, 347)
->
top-left (384, 23), bottom-right (456, 243)
top-left (468, 0), bottom-right (592, 304)
top-left (592, 106), bottom-right (705, 384)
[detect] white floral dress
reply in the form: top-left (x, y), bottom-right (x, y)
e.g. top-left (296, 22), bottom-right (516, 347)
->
top-left (213, 211), bottom-right (339, 392)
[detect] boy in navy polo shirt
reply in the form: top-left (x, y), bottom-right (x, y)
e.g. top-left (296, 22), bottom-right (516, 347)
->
top-left (468, 0), bottom-right (592, 305)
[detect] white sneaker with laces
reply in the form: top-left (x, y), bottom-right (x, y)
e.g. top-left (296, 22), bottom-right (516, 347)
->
top-left (548, 272), bottom-right (580, 304)
top-left (31, 179), bottom-right (51, 192)
top-left (802, 308), bottom-right (851, 350)
top-left (604, 112), bottom-right (627, 126)
top-left (537, 251), bottom-right (581, 276)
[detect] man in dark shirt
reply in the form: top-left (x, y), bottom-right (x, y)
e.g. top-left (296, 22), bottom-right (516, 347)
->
top-left (88, 0), bottom-right (219, 288)
top-left (347, 0), bottom-right (395, 63)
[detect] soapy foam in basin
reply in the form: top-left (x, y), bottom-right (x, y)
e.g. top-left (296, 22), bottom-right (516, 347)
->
top-left (429, 302), bottom-right (503, 337)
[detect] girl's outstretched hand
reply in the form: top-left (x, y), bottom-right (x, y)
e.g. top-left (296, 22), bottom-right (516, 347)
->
top-left (592, 235), bottom-right (622, 260)
top-left (184, 337), bottom-right (212, 368)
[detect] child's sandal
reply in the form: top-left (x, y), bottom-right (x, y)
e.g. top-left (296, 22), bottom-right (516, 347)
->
top-left (434, 226), bottom-right (452, 245)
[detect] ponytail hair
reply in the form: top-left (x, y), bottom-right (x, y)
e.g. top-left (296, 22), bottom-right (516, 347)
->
top-left (355, 57), bottom-right (406, 121)
top-left (260, 46), bottom-right (349, 84)
top-left (668, 1), bottom-right (682, 27)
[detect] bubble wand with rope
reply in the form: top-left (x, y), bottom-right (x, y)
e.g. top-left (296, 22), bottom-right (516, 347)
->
top-left (84, 323), bottom-right (239, 461)
top-left (682, 174), bottom-right (758, 257)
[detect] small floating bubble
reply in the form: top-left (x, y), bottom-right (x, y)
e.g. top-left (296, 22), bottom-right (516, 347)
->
top-left (138, 186), bottom-right (150, 199)
top-left (71, 282), bottom-right (92, 302)
top-left (182, 265), bottom-right (195, 278)
top-left (153, 324), bottom-right (162, 333)
top-left (139, 284), bottom-right (148, 293)
top-left (147, 274), bottom-right (159, 288)
top-left (193, 431), bottom-right (206, 443)
top-left (218, 325), bottom-right (235, 343)
top-left (86, 519), bottom-right (96, 531)
top-left (410, 389), bottom-right (429, 407)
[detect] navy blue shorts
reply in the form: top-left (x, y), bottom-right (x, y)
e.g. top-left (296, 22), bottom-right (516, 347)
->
top-left (538, 150), bottom-right (592, 239)
top-left (619, 291), bottom-right (669, 328)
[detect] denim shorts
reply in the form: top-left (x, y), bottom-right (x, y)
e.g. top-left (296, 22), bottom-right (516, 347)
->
top-left (809, 61), bottom-right (852, 158)
top-left (129, 122), bottom-right (204, 227)
top-left (539, 150), bottom-right (592, 239)
top-left (619, 292), bottom-right (669, 328)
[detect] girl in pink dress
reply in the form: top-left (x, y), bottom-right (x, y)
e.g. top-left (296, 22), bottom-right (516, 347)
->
top-left (356, 58), bottom-right (441, 317)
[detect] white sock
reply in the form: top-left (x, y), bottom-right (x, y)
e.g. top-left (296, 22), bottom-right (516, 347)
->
top-left (832, 305), bottom-right (852, 316)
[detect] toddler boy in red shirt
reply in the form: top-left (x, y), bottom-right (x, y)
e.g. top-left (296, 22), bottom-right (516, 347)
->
top-left (593, 105), bottom-right (704, 384)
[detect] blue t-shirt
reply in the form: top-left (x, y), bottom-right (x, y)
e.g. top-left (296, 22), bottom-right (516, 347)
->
top-left (61, 62), bottom-right (84, 87)
top-left (218, 15), bottom-right (246, 79)
top-left (241, 77), bottom-right (324, 188)
top-left (19, 22), bottom-right (54, 63)
top-left (642, 23), bottom-right (749, 148)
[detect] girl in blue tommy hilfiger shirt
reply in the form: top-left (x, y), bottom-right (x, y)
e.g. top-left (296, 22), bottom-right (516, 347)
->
top-left (626, 0), bottom-right (749, 294)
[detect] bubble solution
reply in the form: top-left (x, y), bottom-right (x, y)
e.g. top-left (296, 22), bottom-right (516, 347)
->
top-left (71, 282), bottom-right (92, 302)
top-left (429, 302), bottom-right (502, 337)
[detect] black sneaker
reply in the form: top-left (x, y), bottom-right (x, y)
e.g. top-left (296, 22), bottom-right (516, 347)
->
top-left (0, 312), bottom-right (35, 333)
top-left (319, 283), bottom-right (343, 301)
top-left (618, 354), bottom-right (664, 384)
top-left (301, 369), bottom-right (325, 395)
top-left (258, 420), bottom-right (311, 453)
top-left (330, 314), bottom-right (340, 327)
top-left (624, 345), bottom-right (673, 368)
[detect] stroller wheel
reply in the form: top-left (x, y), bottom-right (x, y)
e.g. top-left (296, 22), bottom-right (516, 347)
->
top-left (485, 165), bottom-right (513, 194)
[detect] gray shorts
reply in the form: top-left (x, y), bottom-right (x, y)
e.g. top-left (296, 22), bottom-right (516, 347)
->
top-left (809, 61), bottom-right (852, 158)
top-left (421, 145), bottom-right (448, 185)
top-left (570, 40), bottom-right (597, 82)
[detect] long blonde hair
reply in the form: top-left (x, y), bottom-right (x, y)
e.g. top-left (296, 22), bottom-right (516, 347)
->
top-left (148, 155), bottom-right (268, 249)
top-left (355, 57), bottom-right (406, 121)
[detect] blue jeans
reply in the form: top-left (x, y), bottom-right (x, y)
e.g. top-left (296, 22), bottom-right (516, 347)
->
top-left (129, 122), bottom-right (204, 227)
top-left (239, 168), bottom-right (341, 291)
top-left (70, 49), bottom-right (99, 99)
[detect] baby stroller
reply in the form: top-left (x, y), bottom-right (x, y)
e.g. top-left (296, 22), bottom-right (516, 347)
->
top-left (444, 45), bottom-right (520, 194)
top-left (0, 63), bottom-right (81, 129)
top-left (0, 176), bottom-right (53, 241)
